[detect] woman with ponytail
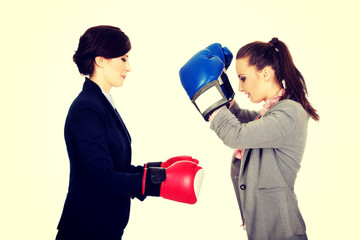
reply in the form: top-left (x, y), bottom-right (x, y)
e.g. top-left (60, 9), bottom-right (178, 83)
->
top-left (209, 38), bottom-right (318, 239)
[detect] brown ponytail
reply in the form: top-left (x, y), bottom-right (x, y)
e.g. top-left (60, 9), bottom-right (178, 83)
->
top-left (236, 38), bottom-right (319, 121)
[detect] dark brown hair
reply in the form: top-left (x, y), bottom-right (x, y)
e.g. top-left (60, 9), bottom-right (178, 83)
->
top-left (236, 38), bottom-right (319, 121)
top-left (73, 25), bottom-right (131, 76)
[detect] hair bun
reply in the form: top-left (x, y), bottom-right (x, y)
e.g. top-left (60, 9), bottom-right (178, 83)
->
top-left (269, 37), bottom-right (279, 46)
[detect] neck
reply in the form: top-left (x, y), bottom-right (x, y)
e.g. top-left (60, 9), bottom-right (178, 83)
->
top-left (90, 74), bottom-right (111, 93)
top-left (265, 84), bottom-right (282, 101)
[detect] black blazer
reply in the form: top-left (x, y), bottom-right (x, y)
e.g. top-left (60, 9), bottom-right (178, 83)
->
top-left (57, 78), bottom-right (144, 240)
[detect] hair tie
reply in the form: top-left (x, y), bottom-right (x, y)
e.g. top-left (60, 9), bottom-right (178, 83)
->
top-left (269, 37), bottom-right (279, 52)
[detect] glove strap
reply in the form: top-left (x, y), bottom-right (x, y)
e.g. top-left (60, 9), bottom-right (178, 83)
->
top-left (143, 167), bottom-right (166, 196)
top-left (146, 162), bottom-right (162, 168)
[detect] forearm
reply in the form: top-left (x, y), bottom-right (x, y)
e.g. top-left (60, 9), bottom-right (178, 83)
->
top-left (229, 101), bottom-right (258, 123)
top-left (210, 104), bottom-right (296, 149)
top-left (210, 107), bottom-right (246, 149)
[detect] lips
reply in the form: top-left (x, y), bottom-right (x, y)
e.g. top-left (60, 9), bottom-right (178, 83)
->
top-left (121, 75), bottom-right (126, 80)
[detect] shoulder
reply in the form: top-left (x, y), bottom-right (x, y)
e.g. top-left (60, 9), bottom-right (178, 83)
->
top-left (70, 78), bottom-right (108, 111)
top-left (68, 90), bottom-right (106, 117)
top-left (65, 91), bottom-right (108, 133)
top-left (267, 99), bottom-right (309, 122)
top-left (272, 99), bottom-right (306, 114)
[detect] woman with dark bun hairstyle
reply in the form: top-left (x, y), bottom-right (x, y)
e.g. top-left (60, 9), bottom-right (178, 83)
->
top-left (208, 38), bottom-right (318, 239)
top-left (56, 25), bottom-right (204, 240)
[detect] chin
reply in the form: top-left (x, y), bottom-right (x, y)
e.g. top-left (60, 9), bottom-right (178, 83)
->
top-left (249, 97), bottom-right (261, 104)
top-left (115, 79), bottom-right (124, 87)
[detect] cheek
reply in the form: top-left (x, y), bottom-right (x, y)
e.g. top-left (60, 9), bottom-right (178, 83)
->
top-left (112, 63), bottom-right (122, 74)
top-left (245, 80), bottom-right (256, 93)
top-left (250, 74), bottom-right (262, 91)
top-left (109, 60), bottom-right (123, 73)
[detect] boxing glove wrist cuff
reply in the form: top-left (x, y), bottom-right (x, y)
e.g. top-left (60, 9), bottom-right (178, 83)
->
top-left (143, 167), bottom-right (166, 196)
top-left (192, 77), bottom-right (232, 121)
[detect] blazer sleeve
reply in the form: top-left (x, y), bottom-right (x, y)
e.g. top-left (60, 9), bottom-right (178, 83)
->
top-left (68, 102), bottom-right (144, 199)
top-left (229, 101), bottom-right (259, 123)
top-left (210, 100), bottom-right (298, 149)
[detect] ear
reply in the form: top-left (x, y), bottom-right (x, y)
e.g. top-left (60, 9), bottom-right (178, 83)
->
top-left (94, 56), bottom-right (105, 68)
top-left (262, 66), bottom-right (273, 82)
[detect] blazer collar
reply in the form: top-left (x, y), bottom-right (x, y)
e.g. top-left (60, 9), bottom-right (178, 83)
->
top-left (83, 77), bottom-right (103, 93)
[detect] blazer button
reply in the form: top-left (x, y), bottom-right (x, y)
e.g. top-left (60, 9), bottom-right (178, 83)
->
top-left (240, 184), bottom-right (246, 190)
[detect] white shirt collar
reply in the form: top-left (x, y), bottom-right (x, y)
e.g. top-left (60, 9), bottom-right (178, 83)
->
top-left (101, 89), bottom-right (116, 109)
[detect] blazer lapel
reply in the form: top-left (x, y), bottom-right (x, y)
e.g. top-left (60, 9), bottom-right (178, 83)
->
top-left (113, 108), bottom-right (132, 143)
top-left (241, 149), bottom-right (251, 176)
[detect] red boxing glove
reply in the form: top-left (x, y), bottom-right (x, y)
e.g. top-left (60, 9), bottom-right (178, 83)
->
top-left (161, 160), bottom-right (204, 204)
top-left (142, 160), bottom-right (204, 204)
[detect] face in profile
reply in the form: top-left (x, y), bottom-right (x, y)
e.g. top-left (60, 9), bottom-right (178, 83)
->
top-left (236, 57), bottom-right (267, 103)
top-left (99, 52), bottom-right (132, 89)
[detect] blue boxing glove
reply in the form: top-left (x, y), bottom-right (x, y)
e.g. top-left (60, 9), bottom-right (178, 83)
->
top-left (179, 43), bottom-right (235, 121)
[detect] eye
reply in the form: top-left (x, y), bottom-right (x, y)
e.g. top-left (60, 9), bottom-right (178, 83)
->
top-left (240, 76), bottom-right (246, 82)
top-left (121, 58), bottom-right (127, 62)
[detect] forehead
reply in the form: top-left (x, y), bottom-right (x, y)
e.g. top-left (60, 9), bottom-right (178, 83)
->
top-left (236, 57), bottom-right (251, 71)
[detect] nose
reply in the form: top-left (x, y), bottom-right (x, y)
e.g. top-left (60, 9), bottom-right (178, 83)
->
top-left (238, 81), bottom-right (244, 92)
top-left (126, 61), bottom-right (132, 72)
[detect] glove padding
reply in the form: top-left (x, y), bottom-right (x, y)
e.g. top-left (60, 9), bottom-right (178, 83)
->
top-left (179, 43), bottom-right (235, 121)
top-left (142, 159), bottom-right (204, 204)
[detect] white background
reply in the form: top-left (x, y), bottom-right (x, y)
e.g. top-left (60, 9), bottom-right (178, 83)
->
top-left (1, 0), bottom-right (359, 239)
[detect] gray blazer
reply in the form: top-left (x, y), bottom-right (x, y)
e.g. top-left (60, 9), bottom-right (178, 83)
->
top-left (210, 99), bottom-right (309, 240)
